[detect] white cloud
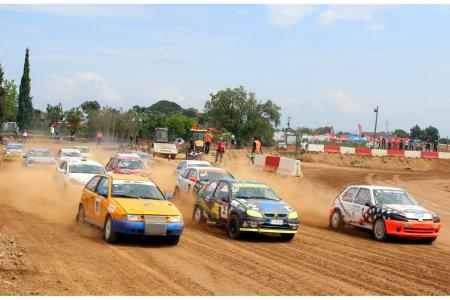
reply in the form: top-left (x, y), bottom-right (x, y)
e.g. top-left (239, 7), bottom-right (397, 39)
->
top-left (325, 90), bottom-right (360, 113)
top-left (316, 6), bottom-right (379, 28)
top-left (267, 5), bottom-right (315, 28)
top-left (366, 23), bottom-right (386, 31)
top-left (48, 72), bottom-right (121, 105)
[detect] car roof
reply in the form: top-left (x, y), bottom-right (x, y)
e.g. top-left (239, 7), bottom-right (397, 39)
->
top-left (346, 185), bottom-right (404, 191)
top-left (60, 148), bottom-right (81, 152)
top-left (6, 142), bottom-right (23, 146)
top-left (29, 148), bottom-right (51, 152)
top-left (67, 160), bottom-right (103, 166)
top-left (186, 166), bottom-right (228, 172)
top-left (185, 160), bottom-right (211, 165)
top-left (212, 178), bottom-right (267, 185)
top-left (112, 153), bottom-right (141, 158)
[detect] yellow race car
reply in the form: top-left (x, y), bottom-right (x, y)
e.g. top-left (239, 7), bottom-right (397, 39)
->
top-left (76, 174), bottom-right (184, 245)
top-left (3, 142), bottom-right (25, 161)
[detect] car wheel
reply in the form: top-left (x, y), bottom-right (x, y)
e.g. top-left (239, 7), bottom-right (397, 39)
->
top-left (104, 216), bottom-right (118, 243)
top-left (227, 214), bottom-right (242, 239)
top-left (329, 209), bottom-right (344, 230)
top-left (192, 205), bottom-right (205, 224)
top-left (76, 205), bottom-right (85, 225)
top-left (373, 218), bottom-right (388, 242)
top-left (422, 237), bottom-right (437, 244)
top-left (280, 233), bottom-right (295, 241)
top-left (165, 235), bottom-right (180, 245)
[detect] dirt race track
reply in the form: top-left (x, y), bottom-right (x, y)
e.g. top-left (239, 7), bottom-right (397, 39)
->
top-left (1, 140), bottom-right (450, 295)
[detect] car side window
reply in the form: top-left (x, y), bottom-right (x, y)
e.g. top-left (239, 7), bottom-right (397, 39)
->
top-left (188, 169), bottom-right (198, 180)
top-left (342, 188), bottom-right (358, 202)
top-left (214, 182), bottom-right (230, 201)
top-left (86, 176), bottom-right (101, 192)
top-left (96, 177), bottom-right (110, 195)
top-left (177, 161), bottom-right (186, 171)
top-left (105, 159), bottom-right (113, 169)
top-left (354, 188), bottom-right (371, 205)
top-left (204, 181), bottom-right (218, 196)
top-left (59, 161), bottom-right (65, 170)
top-left (181, 168), bottom-right (191, 179)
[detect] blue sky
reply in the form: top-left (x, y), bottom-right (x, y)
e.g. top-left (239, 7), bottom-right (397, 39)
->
top-left (0, 4), bottom-right (450, 136)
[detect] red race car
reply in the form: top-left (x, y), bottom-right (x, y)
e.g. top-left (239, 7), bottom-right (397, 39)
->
top-left (105, 153), bottom-right (148, 177)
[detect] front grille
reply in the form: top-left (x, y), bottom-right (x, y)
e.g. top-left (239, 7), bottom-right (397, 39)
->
top-left (144, 215), bottom-right (167, 235)
top-left (264, 213), bottom-right (287, 218)
top-left (404, 227), bottom-right (436, 234)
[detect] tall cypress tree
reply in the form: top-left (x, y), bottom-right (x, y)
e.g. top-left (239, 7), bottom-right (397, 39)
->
top-left (0, 64), bottom-right (5, 125)
top-left (17, 48), bottom-right (33, 130)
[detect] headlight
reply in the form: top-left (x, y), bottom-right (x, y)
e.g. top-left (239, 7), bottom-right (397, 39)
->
top-left (433, 215), bottom-right (441, 223)
top-left (167, 215), bottom-right (183, 223)
top-left (246, 210), bottom-right (263, 218)
top-left (125, 214), bottom-right (139, 221)
top-left (288, 211), bottom-right (298, 219)
top-left (389, 214), bottom-right (408, 222)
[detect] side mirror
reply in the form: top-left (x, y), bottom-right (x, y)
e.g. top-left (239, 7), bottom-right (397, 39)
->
top-left (189, 177), bottom-right (199, 183)
top-left (165, 193), bottom-right (173, 199)
top-left (221, 196), bottom-right (229, 202)
top-left (365, 202), bottom-right (372, 207)
top-left (98, 188), bottom-right (108, 197)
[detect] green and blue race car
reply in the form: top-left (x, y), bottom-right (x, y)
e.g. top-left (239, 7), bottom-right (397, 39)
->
top-left (193, 179), bottom-right (299, 240)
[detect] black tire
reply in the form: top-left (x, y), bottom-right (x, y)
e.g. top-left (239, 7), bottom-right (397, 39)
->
top-left (192, 205), bottom-right (205, 224)
top-left (104, 216), bottom-right (118, 243)
top-left (227, 214), bottom-right (242, 239)
top-left (329, 209), bottom-right (344, 230)
top-left (165, 235), bottom-right (180, 245)
top-left (373, 218), bottom-right (388, 242)
top-left (280, 233), bottom-right (296, 241)
top-left (422, 237), bottom-right (437, 244)
top-left (76, 205), bottom-right (85, 225)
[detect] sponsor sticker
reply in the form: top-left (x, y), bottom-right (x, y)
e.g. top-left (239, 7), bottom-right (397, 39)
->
top-left (113, 180), bottom-right (155, 186)
top-left (231, 200), bottom-right (239, 207)
top-left (107, 203), bottom-right (116, 213)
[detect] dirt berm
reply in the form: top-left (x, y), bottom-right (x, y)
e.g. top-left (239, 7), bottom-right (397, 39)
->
top-left (0, 142), bottom-right (449, 295)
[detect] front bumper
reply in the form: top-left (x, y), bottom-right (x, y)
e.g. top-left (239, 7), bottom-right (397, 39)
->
top-left (385, 219), bottom-right (442, 238)
top-left (3, 154), bottom-right (23, 160)
top-left (240, 217), bottom-right (299, 234)
top-left (111, 220), bottom-right (184, 236)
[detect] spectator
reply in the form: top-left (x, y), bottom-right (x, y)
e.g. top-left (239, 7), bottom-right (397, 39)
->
top-left (215, 137), bottom-right (226, 163)
top-left (250, 136), bottom-right (262, 165)
top-left (135, 136), bottom-right (140, 148)
top-left (50, 125), bottom-right (55, 138)
top-left (22, 129), bottom-right (28, 143)
top-left (96, 130), bottom-right (103, 145)
top-left (204, 130), bottom-right (213, 155)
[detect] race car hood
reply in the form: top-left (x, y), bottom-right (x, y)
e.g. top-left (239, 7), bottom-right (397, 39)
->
top-left (237, 198), bottom-right (293, 214)
top-left (382, 204), bottom-right (434, 220)
top-left (69, 173), bottom-right (96, 185)
top-left (116, 168), bottom-right (147, 176)
top-left (113, 198), bottom-right (181, 216)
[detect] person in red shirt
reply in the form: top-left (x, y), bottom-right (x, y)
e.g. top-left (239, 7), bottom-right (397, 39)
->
top-left (215, 137), bottom-right (225, 163)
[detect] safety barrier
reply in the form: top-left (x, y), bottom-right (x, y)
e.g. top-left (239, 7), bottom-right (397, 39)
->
top-left (254, 154), bottom-right (302, 177)
top-left (304, 144), bottom-right (449, 160)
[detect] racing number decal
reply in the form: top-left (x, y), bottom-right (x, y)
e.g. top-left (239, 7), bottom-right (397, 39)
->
top-left (221, 203), bottom-right (228, 219)
top-left (95, 198), bottom-right (101, 216)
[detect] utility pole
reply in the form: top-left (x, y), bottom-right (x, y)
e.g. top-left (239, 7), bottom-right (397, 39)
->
top-left (373, 106), bottom-right (379, 149)
top-left (285, 116), bottom-right (291, 144)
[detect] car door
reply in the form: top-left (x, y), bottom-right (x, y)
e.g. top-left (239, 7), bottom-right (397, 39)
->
top-left (177, 168), bottom-right (191, 193)
top-left (93, 177), bottom-right (110, 225)
top-left (185, 169), bottom-right (199, 195)
top-left (337, 187), bottom-right (358, 223)
top-left (351, 188), bottom-right (372, 227)
top-left (83, 176), bottom-right (102, 221)
top-left (212, 181), bottom-right (231, 222)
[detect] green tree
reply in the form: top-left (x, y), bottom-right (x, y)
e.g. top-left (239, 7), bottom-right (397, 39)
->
top-left (17, 48), bottom-right (34, 129)
top-left (182, 107), bottom-right (199, 119)
top-left (65, 107), bottom-right (83, 136)
top-left (148, 100), bottom-right (182, 115)
top-left (80, 100), bottom-right (101, 114)
top-left (166, 113), bottom-right (196, 140)
top-left (46, 104), bottom-right (62, 126)
top-left (392, 129), bottom-right (409, 138)
top-left (410, 125), bottom-right (422, 139)
top-left (3, 80), bottom-right (18, 122)
top-left (423, 126), bottom-right (440, 142)
top-left (0, 64), bottom-right (5, 125)
top-left (204, 86), bottom-right (281, 145)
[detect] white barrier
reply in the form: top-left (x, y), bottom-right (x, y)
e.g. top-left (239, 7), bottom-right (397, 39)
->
top-left (340, 147), bottom-right (355, 155)
top-left (279, 157), bottom-right (303, 177)
top-left (404, 151), bottom-right (421, 158)
top-left (254, 154), bottom-right (266, 167)
top-left (307, 144), bottom-right (324, 152)
top-left (371, 149), bottom-right (388, 157)
top-left (438, 152), bottom-right (450, 159)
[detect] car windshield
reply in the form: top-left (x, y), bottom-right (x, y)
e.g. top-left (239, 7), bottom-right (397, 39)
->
top-left (30, 150), bottom-right (52, 157)
top-left (61, 151), bottom-right (81, 157)
top-left (118, 159), bottom-right (145, 169)
top-left (7, 144), bottom-right (24, 150)
top-left (189, 163), bottom-right (211, 168)
top-left (136, 153), bottom-right (150, 160)
top-left (199, 171), bottom-right (233, 182)
top-left (78, 148), bottom-right (89, 154)
top-left (69, 164), bottom-right (105, 174)
top-left (232, 183), bottom-right (280, 201)
top-left (373, 189), bottom-right (419, 206)
top-left (111, 180), bottom-right (165, 200)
